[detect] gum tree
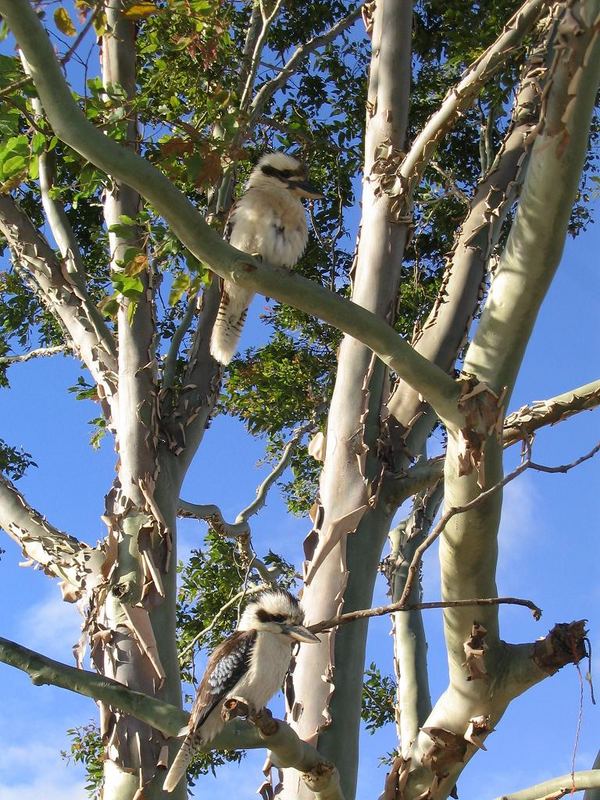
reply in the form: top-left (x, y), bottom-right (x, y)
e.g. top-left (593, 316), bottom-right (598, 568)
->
top-left (0, 1), bottom-right (599, 800)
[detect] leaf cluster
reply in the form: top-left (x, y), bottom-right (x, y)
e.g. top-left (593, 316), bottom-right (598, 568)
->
top-left (361, 662), bottom-right (396, 734)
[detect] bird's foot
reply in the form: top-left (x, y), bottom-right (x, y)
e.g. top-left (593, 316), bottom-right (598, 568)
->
top-left (248, 707), bottom-right (278, 736)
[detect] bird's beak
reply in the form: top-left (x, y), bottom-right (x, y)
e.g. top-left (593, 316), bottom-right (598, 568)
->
top-left (292, 179), bottom-right (324, 200)
top-left (282, 624), bottom-right (320, 643)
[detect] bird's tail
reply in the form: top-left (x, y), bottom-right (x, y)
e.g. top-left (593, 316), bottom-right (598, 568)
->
top-left (210, 283), bottom-right (254, 365)
top-left (163, 731), bottom-right (199, 793)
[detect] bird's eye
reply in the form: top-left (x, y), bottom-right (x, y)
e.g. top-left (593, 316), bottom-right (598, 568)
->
top-left (270, 613), bottom-right (287, 623)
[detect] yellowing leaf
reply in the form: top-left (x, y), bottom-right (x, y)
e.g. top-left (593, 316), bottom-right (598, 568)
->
top-left (123, 2), bottom-right (159, 18)
top-left (54, 7), bottom-right (77, 36)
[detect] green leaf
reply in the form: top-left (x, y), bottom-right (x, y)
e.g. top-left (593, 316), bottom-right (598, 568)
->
top-left (54, 7), bottom-right (77, 36)
top-left (168, 272), bottom-right (191, 305)
top-left (30, 132), bottom-right (47, 156)
top-left (2, 154), bottom-right (26, 177)
top-left (112, 273), bottom-right (144, 299)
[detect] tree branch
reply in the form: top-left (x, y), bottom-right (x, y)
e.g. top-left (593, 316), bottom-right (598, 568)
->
top-left (0, 344), bottom-right (70, 364)
top-left (493, 771), bottom-right (600, 800)
top-left (235, 419), bottom-right (316, 524)
top-left (239, 0), bottom-right (285, 112)
top-left (0, 473), bottom-right (103, 596)
top-left (463, 0), bottom-right (600, 397)
top-left (0, 636), bottom-right (343, 799)
top-left (397, 0), bottom-right (548, 208)
top-left (0, 635), bottom-right (188, 735)
top-left (388, 38), bottom-right (545, 433)
top-left (0, 195), bottom-right (118, 411)
top-left (20, 52), bottom-right (88, 287)
top-left (178, 420), bottom-right (314, 582)
top-left (504, 379), bottom-right (600, 446)
top-left (308, 595), bottom-right (542, 635)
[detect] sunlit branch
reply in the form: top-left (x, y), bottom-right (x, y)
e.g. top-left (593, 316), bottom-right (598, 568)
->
top-left (0, 473), bottom-right (102, 595)
top-left (0, 195), bottom-right (118, 408)
top-left (20, 53), bottom-right (88, 287)
top-left (492, 770), bottom-right (600, 800)
top-left (0, 635), bottom-right (343, 798)
top-left (236, 418), bottom-right (316, 524)
top-left (239, 0), bottom-right (285, 111)
top-left (398, 0), bottom-right (548, 202)
top-left (0, 345), bottom-right (70, 364)
top-left (503, 379), bottom-right (600, 446)
top-left (178, 420), bottom-right (313, 582)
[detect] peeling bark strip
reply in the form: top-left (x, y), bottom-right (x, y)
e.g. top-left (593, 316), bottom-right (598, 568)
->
top-left (532, 620), bottom-right (588, 674)
top-left (456, 377), bottom-right (505, 486)
top-left (503, 379), bottom-right (600, 446)
top-left (463, 622), bottom-right (489, 681)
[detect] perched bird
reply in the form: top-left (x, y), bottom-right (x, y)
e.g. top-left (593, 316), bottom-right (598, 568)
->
top-left (210, 152), bottom-right (322, 365)
top-left (163, 588), bottom-right (319, 792)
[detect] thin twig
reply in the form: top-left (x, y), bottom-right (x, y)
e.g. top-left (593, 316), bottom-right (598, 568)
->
top-left (248, 6), bottom-right (362, 127)
top-left (399, 441), bottom-right (600, 606)
top-left (309, 595), bottom-right (542, 635)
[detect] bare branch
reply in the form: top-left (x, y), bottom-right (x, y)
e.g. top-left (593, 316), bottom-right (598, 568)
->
top-left (399, 440), bottom-right (600, 607)
top-left (177, 500), bottom-right (248, 536)
top-left (0, 636), bottom-right (343, 799)
top-left (0, 473), bottom-right (103, 596)
top-left (178, 420), bottom-right (314, 582)
top-left (309, 595), bottom-right (542, 635)
top-left (20, 53), bottom-right (88, 286)
top-left (493, 770), bottom-right (600, 800)
top-left (0, 344), bottom-right (70, 364)
top-left (239, 0), bottom-right (285, 112)
top-left (0, 195), bottom-right (118, 410)
top-left (504, 379), bottom-right (600, 446)
top-left (248, 6), bottom-right (362, 127)
top-left (235, 419), bottom-right (316, 524)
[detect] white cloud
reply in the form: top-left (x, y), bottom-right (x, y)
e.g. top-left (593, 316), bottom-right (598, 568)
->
top-left (497, 474), bottom-right (539, 584)
top-left (20, 589), bottom-right (83, 661)
top-left (0, 742), bottom-right (85, 800)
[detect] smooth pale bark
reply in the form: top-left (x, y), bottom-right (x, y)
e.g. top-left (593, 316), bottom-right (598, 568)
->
top-left (283, 3), bottom-right (413, 798)
top-left (395, 5), bottom-right (600, 797)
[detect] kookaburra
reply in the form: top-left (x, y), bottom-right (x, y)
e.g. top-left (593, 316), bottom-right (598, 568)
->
top-left (209, 152), bottom-right (322, 365)
top-left (163, 589), bottom-right (319, 792)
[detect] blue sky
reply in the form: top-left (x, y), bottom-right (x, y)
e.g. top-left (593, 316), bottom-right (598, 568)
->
top-left (0, 5), bottom-right (599, 796)
top-left (0, 218), bottom-right (598, 799)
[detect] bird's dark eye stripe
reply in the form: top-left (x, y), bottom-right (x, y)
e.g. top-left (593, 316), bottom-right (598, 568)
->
top-left (256, 609), bottom-right (288, 623)
top-left (261, 164), bottom-right (303, 181)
